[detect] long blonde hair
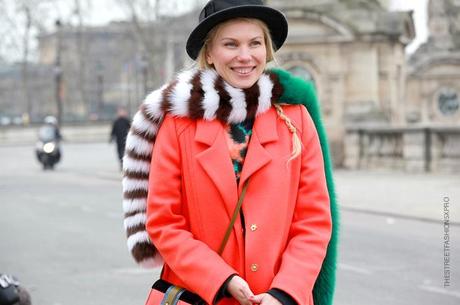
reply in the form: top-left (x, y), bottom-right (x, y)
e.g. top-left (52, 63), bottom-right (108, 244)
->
top-left (195, 18), bottom-right (301, 161)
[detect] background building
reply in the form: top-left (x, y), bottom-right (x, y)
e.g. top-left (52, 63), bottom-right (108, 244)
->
top-left (269, 0), bottom-right (415, 165)
top-left (406, 0), bottom-right (460, 125)
top-left (344, 0), bottom-right (460, 172)
top-left (0, 0), bottom-right (458, 171)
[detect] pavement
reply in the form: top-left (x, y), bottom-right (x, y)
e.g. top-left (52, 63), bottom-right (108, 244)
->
top-left (334, 168), bottom-right (459, 225)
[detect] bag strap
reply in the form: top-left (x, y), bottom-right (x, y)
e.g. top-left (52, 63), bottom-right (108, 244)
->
top-left (217, 179), bottom-right (250, 256)
top-left (160, 180), bottom-right (250, 305)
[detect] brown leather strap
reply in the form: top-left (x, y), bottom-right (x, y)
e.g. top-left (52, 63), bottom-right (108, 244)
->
top-left (217, 179), bottom-right (250, 255)
top-left (161, 180), bottom-right (249, 304)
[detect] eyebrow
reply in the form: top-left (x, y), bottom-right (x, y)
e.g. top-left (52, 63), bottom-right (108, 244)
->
top-left (220, 36), bottom-right (264, 41)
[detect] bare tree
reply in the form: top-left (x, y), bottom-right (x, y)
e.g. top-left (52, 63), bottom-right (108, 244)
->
top-left (118, 0), bottom-right (159, 54)
top-left (73, 0), bottom-right (89, 116)
top-left (0, 0), bottom-right (49, 121)
top-left (20, 4), bottom-right (32, 121)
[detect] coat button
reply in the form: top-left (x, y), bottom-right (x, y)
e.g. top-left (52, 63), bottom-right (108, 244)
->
top-left (250, 224), bottom-right (258, 231)
top-left (251, 264), bottom-right (258, 272)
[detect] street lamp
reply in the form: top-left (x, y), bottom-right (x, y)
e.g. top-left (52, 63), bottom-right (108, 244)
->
top-left (139, 54), bottom-right (149, 95)
top-left (96, 61), bottom-right (105, 119)
top-left (54, 19), bottom-right (63, 126)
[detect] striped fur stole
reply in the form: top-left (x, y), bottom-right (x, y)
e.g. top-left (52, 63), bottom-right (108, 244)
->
top-left (122, 68), bottom-right (284, 268)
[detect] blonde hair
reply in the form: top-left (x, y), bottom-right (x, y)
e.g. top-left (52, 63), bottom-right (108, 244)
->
top-left (196, 17), bottom-right (277, 69)
top-left (274, 104), bottom-right (302, 162)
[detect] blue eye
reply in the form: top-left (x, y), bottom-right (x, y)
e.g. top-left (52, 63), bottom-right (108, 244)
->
top-left (224, 42), bottom-right (237, 47)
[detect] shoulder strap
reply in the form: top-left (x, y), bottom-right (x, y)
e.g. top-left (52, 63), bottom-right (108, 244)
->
top-left (160, 180), bottom-right (250, 305)
top-left (217, 179), bottom-right (250, 256)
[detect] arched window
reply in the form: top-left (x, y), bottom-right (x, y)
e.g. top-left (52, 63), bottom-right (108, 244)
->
top-left (287, 66), bottom-right (315, 86)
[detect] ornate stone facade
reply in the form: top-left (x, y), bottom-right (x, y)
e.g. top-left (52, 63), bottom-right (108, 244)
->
top-left (406, 0), bottom-right (460, 125)
top-left (344, 0), bottom-right (460, 172)
top-left (267, 0), bottom-right (415, 166)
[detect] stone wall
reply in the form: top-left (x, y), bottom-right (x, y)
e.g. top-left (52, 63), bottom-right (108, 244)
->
top-left (344, 126), bottom-right (460, 172)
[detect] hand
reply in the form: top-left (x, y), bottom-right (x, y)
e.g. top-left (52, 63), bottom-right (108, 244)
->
top-left (226, 276), bottom-right (255, 305)
top-left (249, 293), bottom-right (282, 305)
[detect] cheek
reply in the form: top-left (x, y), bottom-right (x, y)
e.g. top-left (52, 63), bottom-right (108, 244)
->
top-left (256, 48), bottom-right (267, 63)
top-left (212, 53), bottom-right (233, 69)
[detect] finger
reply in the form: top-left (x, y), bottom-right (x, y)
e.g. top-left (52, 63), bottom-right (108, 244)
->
top-left (249, 294), bottom-right (264, 303)
top-left (236, 294), bottom-right (253, 305)
top-left (241, 285), bottom-right (255, 299)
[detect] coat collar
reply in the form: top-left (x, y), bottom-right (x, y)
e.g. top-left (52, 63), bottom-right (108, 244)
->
top-left (194, 104), bottom-right (278, 146)
top-left (194, 108), bottom-right (278, 226)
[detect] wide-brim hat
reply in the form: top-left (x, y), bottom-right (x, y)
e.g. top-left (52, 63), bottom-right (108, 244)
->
top-left (186, 0), bottom-right (288, 60)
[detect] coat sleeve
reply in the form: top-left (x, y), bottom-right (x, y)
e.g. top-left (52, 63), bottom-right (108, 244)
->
top-left (270, 106), bottom-right (332, 305)
top-left (145, 115), bottom-right (238, 305)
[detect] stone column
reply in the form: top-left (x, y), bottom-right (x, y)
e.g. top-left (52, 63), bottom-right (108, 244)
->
top-left (403, 129), bottom-right (427, 172)
top-left (344, 129), bottom-right (361, 169)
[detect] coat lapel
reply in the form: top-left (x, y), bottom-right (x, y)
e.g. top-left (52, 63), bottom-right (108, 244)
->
top-left (194, 109), bottom-right (278, 248)
top-left (238, 108), bottom-right (278, 193)
top-left (195, 119), bottom-right (239, 220)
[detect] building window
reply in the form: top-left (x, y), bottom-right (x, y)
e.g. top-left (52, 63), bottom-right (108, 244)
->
top-left (288, 66), bottom-right (315, 85)
top-left (437, 88), bottom-right (459, 116)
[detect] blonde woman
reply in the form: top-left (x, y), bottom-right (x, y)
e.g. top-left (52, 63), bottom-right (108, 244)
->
top-left (122, 1), bottom-right (339, 305)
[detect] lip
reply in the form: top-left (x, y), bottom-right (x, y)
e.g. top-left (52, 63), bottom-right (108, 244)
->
top-left (231, 66), bottom-right (256, 76)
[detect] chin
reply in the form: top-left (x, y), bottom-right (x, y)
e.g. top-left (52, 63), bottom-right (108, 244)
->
top-left (228, 76), bottom-right (259, 89)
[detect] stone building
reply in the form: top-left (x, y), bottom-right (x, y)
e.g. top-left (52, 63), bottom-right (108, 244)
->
top-left (0, 9), bottom-right (199, 123)
top-left (344, 0), bottom-right (460, 172)
top-left (0, 63), bottom-right (54, 123)
top-left (406, 0), bottom-right (460, 125)
top-left (268, 0), bottom-right (415, 166)
top-left (16, 12), bottom-right (196, 122)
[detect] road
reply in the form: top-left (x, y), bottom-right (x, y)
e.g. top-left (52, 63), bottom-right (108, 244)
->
top-left (0, 143), bottom-right (458, 305)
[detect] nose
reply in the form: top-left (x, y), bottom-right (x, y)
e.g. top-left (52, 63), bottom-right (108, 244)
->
top-left (236, 46), bottom-right (252, 62)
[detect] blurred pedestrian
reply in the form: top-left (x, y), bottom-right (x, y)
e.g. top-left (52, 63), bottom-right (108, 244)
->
top-left (109, 106), bottom-right (131, 170)
top-left (43, 116), bottom-right (62, 141)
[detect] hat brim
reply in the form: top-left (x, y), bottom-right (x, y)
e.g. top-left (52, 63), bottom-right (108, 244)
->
top-left (186, 5), bottom-right (288, 60)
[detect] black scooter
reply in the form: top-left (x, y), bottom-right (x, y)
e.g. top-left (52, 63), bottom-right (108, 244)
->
top-left (35, 125), bottom-right (61, 170)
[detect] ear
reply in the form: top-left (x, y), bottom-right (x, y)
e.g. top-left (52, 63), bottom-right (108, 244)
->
top-left (206, 51), bottom-right (213, 65)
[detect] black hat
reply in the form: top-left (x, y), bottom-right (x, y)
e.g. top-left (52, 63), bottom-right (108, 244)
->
top-left (186, 0), bottom-right (288, 60)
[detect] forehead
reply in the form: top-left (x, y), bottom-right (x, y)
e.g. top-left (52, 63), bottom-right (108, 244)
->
top-left (214, 19), bottom-right (265, 39)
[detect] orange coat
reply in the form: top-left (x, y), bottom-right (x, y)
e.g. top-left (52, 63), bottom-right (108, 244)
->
top-left (146, 104), bottom-right (332, 305)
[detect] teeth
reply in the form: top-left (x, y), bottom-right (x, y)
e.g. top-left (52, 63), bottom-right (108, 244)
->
top-left (234, 67), bottom-right (253, 74)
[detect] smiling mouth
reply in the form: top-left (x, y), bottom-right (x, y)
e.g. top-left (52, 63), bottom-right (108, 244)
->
top-left (231, 67), bottom-right (256, 75)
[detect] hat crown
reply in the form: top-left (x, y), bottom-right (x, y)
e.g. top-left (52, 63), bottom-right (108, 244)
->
top-left (200, 0), bottom-right (265, 21)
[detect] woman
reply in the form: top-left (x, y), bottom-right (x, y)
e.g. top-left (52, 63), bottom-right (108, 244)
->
top-left (122, 1), bottom-right (338, 305)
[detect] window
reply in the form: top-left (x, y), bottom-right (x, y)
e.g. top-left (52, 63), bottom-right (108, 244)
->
top-left (287, 66), bottom-right (315, 85)
top-left (438, 88), bottom-right (459, 116)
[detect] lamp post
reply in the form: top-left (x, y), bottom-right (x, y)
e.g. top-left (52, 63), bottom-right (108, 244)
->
top-left (140, 54), bottom-right (149, 95)
top-left (54, 19), bottom-right (63, 126)
top-left (96, 61), bottom-right (104, 119)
